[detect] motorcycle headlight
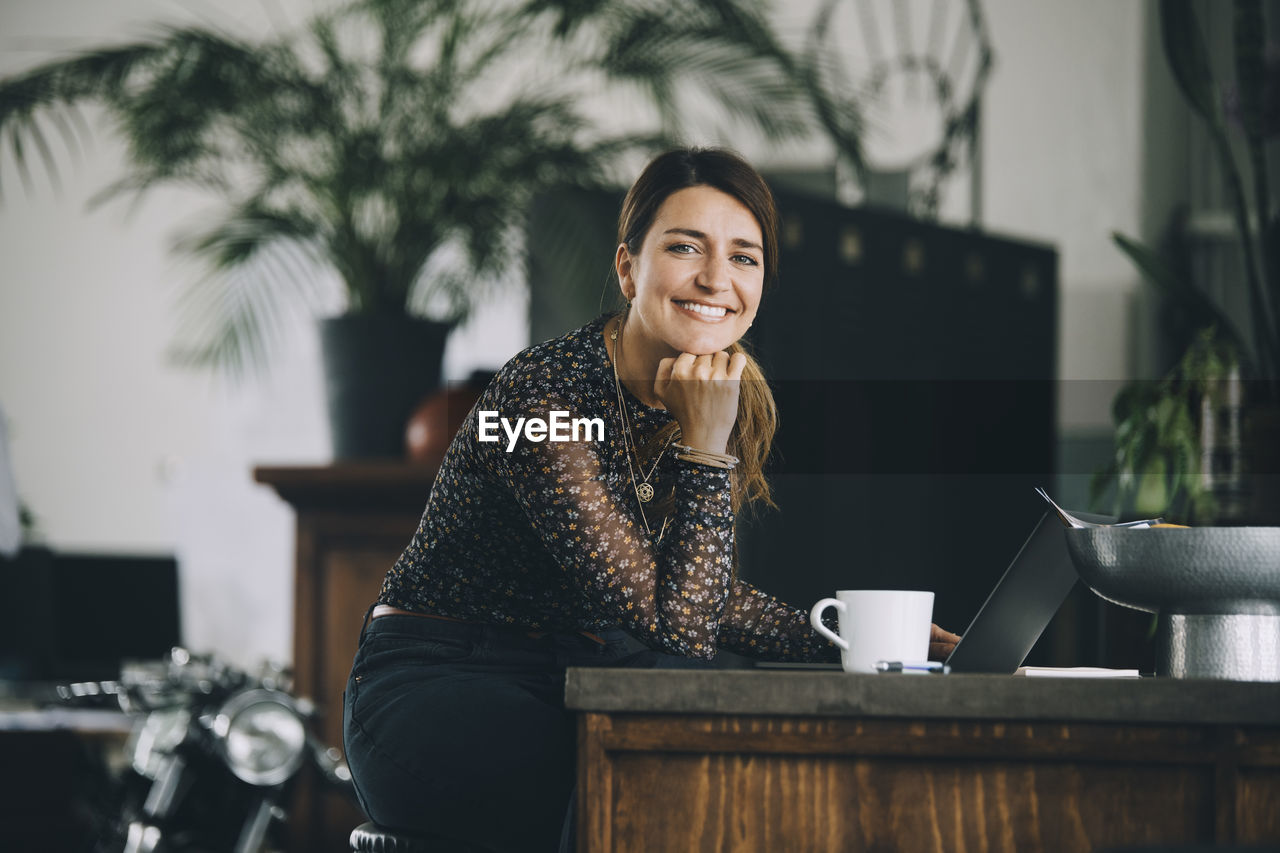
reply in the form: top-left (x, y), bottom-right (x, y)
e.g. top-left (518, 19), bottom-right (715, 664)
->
top-left (213, 689), bottom-right (307, 787)
top-left (129, 706), bottom-right (191, 779)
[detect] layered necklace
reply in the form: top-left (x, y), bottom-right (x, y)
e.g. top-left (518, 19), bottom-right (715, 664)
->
top-left (610, 316), bottom-right (671, 540)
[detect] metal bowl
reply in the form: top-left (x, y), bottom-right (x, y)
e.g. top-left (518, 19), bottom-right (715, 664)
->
top-left (1065, 527), bottom-right (1280, 680)
top-left (1064, 527), bottom-right (1280, 615)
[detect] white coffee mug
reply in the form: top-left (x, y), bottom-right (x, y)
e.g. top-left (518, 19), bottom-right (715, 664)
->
top-left (810, 590), bottom-right (935, 674)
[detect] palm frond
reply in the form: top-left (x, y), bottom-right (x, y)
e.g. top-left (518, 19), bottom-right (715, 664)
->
top-left (590, 8), bottom-right (836, 148)
top-left (516, 0), bottom-right (612, 38)
top-left (168, 207), bottom-right (334, 379)
top-left (0, 41), bottom-right (162, 196)
top-left (792, 46), bottom-right (867, 173)
top-left (0, 0), bottom-right (869, 377)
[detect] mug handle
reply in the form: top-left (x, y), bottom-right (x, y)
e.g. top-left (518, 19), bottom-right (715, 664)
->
top-left (810, 598), bottom-right (848, 650)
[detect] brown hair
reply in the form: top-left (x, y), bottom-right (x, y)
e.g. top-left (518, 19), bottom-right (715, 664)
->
top-left (618, 147), bottom-right (780, 290)
top-left (616, 147), bottom-right (780, 515)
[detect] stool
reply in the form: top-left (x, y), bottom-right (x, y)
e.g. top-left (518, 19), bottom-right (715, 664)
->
top-left (349, 822), bottom-right (436, 853)
top-left (349, 822), bottom-right (491, 853)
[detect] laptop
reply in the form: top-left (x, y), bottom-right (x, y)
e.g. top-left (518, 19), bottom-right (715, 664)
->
top-left (943, 511), bottom-right (1095, 674)
top-left (758, 505), bottom-right (1128, 674)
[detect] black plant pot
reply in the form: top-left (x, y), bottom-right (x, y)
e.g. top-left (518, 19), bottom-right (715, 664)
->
top-left (319, 314), bottom-right (454, 459)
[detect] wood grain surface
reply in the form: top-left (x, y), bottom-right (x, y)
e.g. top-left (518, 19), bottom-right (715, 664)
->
top-left (578, 712), bottom-right (1280, 852)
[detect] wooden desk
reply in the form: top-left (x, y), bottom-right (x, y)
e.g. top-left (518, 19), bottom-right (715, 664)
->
top-left (256, 462), bottom-right (437, 853)
top-left (567, 669), bottom-right (1280, 852)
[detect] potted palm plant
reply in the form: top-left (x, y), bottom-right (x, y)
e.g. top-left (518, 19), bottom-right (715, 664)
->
top-left (1098, 0), bottom-right (1279, 523)
top-left (0, 0), bottom-right (857, 457)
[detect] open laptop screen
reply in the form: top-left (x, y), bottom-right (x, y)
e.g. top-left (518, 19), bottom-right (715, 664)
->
top-left (944, 512), bottom-right (1082, 674)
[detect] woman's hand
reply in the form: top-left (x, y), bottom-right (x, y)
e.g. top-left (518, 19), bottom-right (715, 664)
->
top-left (928, 624), bottom-right (962, 662)
top-left (654, 350), bottom-right (747, 454)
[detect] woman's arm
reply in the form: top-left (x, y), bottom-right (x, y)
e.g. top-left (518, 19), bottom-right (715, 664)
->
top-left (717, 579), bottom-right (841, 663)
top-left (718, 581), bottom-right (961, 663)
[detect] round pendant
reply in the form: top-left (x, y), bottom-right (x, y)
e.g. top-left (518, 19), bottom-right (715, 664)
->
top-left (636, 481), bottom-right (655, 503)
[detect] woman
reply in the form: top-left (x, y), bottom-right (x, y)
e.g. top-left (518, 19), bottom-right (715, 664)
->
top-left (343, 147), bottom-right (960, 852)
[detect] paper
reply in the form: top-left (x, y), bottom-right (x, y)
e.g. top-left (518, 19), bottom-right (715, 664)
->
top-left (1013, 666), bottom-right (1146, 676)
top-left (1033, 486), bottom-right (1162, 529)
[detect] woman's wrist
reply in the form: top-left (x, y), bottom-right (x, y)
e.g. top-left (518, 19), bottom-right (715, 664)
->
top-left (672, 443), bottom-right (739, 470)
top-left (675, 425), bottom-right (732, 456)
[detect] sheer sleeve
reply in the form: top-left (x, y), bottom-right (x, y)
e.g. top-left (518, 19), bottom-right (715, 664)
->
top-left (490, 394), bottom-right (737, 659)
top-left (719, 579), bottom-right (841, 663)
top-left (488, 383), bottom-right (838, 662)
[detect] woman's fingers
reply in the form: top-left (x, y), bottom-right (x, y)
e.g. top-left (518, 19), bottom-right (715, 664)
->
top-left (931, 623), bottom-right (962, 644)
top-left (653, 356), bottom-right (676, 399)
top-left (657, 350), bottom-right (743, 454)
top-left (927, 623), bottom-right (961, 662)
top-left (928, 642), bottom-right (959, 661)
top-left (710, 350), bottom-right (730, 379)
top-left (667, 352), bottom-right (702, 380)
top-left (668, 351), bottom-right (737, 381)
top-left (693, 355), bottom-right (714, 381)
top-left (674, 352), bottom-right (698, 371)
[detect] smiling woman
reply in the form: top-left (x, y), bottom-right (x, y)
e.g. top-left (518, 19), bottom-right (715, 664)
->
top-left (605, 149), bottom-right (783, 512)
top-left (341, 147), bottom-right (960, 852)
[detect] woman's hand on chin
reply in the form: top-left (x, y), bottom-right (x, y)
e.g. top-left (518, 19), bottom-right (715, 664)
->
top-left (654, 350), bottom-right (746, 454)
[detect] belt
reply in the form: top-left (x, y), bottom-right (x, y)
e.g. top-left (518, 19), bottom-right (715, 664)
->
top-left (370, 604), bottom-right (605, 645)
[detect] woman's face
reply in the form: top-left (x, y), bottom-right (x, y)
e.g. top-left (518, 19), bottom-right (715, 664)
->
top-left (616, 185), bottom-right (765, 358)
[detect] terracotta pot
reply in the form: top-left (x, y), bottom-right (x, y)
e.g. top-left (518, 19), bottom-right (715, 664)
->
top-left (405, 370), bottom-right (495, 463)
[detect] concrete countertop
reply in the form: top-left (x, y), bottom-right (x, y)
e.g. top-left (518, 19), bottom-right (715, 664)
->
top-left (564, 668), bottom-right (1280, 726)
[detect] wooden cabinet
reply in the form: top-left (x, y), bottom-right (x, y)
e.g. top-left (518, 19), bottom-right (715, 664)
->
top-left (256, 463), bottom-right (437, 853)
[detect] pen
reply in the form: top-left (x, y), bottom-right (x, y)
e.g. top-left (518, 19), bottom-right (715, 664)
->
top-left (875, 660), bottom-right (950, 674)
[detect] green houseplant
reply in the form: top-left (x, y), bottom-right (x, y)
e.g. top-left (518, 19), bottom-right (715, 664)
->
top-left (0, 0), bottom-right (858, 456)
top-left (1097, 0), bottom-right (1279, 522)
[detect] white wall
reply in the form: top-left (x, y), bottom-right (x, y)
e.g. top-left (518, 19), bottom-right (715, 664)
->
top-left (0, 0), bottom-right (1167, 668)
top-left (981, 0), bottom-right (1149, 431)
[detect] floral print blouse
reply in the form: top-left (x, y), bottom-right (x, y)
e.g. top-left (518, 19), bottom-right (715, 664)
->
top-left (378, 315), bottom-right (838, 662)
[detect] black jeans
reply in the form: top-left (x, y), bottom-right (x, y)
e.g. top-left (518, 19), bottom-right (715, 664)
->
top-left (343, 613), bottom-right (723, 852)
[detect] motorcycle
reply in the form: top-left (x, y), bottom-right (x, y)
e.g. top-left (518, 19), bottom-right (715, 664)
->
top-left (58, 647), bottom-right (353, 853)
